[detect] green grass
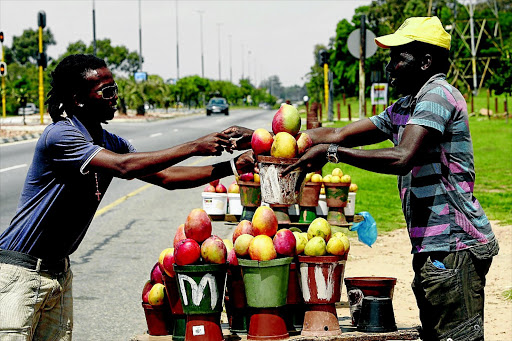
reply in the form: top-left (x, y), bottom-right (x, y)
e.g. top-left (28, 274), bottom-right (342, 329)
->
top-left (320, 116), bottom-right (512, 233)
top-left (503, 288), bottom-right (512, 301)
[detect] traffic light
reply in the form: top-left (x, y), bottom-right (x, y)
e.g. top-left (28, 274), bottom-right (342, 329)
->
top-left (0, 62), bottom-right (7, 77)
top-left (38, 52), bottom-right (47, 69)
top-left (20, 96), bottom-right (27, 108)
top-left (38, 11), bottom-right (46, 28)
top-left (318, 49), bottom-right (329, 66)
top-left (0, 31), bottom-right (4, 43)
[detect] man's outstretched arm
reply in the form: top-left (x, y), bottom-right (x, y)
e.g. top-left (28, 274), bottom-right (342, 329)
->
top-left (87, 132), bottom-right (232, 179)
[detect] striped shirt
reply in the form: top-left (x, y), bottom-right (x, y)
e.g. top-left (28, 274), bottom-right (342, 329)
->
top-left (370, 74), bottom-right (495, 254)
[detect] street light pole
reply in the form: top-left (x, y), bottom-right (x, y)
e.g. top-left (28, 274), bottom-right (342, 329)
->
top-left (175, 0), bottom-right (180, 80)
top-left (196, 10), bottom-right (205, 78)
top-left (92, 0), bottom-right (97, 56)
top-left (229, 34), bottom-right (232, 83)
top-left (217, 23), bottom-right (223, 80)
top-left (138, 0), bottom-right (143, 70)
top-left (248, 50), bottom-right (251, 83)
top-left (241, 43), bottom-right (245, 79)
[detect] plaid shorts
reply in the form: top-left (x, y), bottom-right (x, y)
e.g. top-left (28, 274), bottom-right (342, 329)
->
top-left (0, 263), bottom-right (73, 340)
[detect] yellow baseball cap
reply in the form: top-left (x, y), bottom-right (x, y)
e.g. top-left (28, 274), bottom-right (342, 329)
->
top-left (375, 16), bottom-right (451, 50)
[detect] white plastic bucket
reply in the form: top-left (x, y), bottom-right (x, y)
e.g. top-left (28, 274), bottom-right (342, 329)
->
top-left (228, 193), bottom-right (243, 215)
top-left (344, 192), bottom-right (356, 217)
top-left (316, 194), bottom-right (328, 216)
top-left (201, 192), bottom-right (227, 215)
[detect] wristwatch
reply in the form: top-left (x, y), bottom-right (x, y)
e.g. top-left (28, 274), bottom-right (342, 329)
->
top-left (327, 144), bottom-right (339, 163)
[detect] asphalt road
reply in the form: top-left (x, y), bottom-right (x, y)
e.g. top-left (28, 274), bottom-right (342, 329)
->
top-left (0, 108), bottom-right (274, 340)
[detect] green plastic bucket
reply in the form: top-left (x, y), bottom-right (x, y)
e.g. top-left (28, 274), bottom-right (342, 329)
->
top-left (238, 257), bottom-right (292, 308)
top-left (174, 263), bottom-right (227, 315)
top-left (325, 182), bottom-right (350, 207)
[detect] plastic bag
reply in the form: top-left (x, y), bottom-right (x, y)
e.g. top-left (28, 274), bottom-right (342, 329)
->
top-left (350, 211), bottom-right (377, 247)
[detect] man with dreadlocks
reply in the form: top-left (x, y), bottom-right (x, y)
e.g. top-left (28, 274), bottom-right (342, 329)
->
top-left (0, 54), bottom-right (252, 340)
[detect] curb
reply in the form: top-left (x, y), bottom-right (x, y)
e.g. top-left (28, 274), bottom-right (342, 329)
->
top-left (0, 132), bottom-right (42, 144)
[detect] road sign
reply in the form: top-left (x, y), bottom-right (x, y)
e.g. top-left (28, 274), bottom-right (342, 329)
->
top-left (347, 29), bottom-right (378, 59)
top-left (371, 83), bottom-right (388, 105)
top-left (134, 71), bottom-right (147, 83)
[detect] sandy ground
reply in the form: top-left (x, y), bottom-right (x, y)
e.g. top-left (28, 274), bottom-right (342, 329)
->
top-left (342, 221), bottom-right (512, 341)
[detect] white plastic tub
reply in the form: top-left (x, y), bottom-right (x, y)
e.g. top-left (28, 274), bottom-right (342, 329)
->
top-left (228, 193), bottom-right (243, 215)
top-left (316, 194), bottom-right (328, 216)
top-left (201, 192), bottom-right (228, 215)
top-left (344, 192), bottom-right (357, 217)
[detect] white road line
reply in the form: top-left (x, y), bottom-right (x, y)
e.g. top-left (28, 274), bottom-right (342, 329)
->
top-left (150, 133), bottom-right (163, 138)
top-left (0, 164), bottom-right (28, 173)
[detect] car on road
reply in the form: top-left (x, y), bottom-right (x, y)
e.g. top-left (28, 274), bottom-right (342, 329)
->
top-left (17, 103), bottom-right (39, 115)
top-left (206, 97), bottom-right (229, 116)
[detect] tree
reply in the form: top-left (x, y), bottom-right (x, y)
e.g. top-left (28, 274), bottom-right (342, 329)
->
top-left (305, 44), bottom-right (328, 103)
top-left (91, 39), bottom-right (140, 75)
top-left (260, 75), bottom-right (283, 98)
top-left (54, 39), bottom-right (140, 76)
top-left (8, 28), bottom-right (56, 65)
top-left (488, 47), bottom-right (512, 96)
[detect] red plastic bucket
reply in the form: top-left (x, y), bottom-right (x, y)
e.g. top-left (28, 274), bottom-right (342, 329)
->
top-left (162, 272), bottom-right (184, 315)
top-left (247, 307), bottom-right (289, 340)
top-left (142, 302), bottom-right (173, 336)
top-left (298, 255), bottom-right (347, 304)
top-left (286, 262), bottom-right (303, 305)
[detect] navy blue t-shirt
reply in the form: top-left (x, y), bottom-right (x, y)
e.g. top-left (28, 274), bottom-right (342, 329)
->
top-left (0, 116), bottom-right (135, 260)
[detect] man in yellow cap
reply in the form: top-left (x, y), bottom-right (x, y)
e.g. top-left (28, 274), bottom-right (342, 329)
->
top-left (224, 16), bottom-right (499, 341)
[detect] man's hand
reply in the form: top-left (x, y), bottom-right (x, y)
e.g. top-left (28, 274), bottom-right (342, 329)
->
top-left (234, 151), bottom-right (257, 175)
top-left (222, 126), bottom-right (254, 150)
top-left (192, 132), bottom-right (233, 156)
top-left (281, 144), bottom-right (330, 176)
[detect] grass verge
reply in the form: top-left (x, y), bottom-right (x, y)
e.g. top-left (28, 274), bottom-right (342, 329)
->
top-left (320, 116), bottom-right (512, 233)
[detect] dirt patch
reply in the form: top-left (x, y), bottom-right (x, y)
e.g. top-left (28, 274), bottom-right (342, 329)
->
top-left (343, 221), bottom-right (511, 340)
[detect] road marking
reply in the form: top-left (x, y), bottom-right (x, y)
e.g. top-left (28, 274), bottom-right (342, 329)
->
top-left (150, 133), bottom-right (163, 138)
top-left (94, 156), bottom-right (212, 218)
top-left (0, 164), bottom-right (27, 173)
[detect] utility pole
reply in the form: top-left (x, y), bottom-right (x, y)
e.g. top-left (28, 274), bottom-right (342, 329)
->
top-left (359, 15), bottom-right (366, 119)
top-left (138, 0), bottom-right (143, 70)
top-left (229, 34), bottom-right (232, 83)
top-left (217, 23), bottom-right (223, 80)
top-left (248, 50), bottom-right (251, 83)
top-left (196, 10), bottom-right (204, 78)
top-left (176, 0), bottom-right (180, 80)
top-left (1, 31), bottom-right (5, 118)
top-left (241, 43), bottom-right (245, 79)
top-left (92, 0), bottom-right (97, 56)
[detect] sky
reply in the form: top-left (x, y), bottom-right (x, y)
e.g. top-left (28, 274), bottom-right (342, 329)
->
top-left (0, 0), bottom-right (371, 87)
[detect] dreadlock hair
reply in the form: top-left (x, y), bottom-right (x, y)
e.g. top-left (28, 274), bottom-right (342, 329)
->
top-left (46, 54), bottom-right (107, 122)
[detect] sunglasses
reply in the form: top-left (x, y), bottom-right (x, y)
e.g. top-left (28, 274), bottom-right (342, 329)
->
top-left (96, 83), bottom-right (118, 100)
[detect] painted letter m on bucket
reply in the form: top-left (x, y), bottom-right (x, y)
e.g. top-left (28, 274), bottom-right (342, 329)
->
top-left (178, 273), bottom-right (218, 310)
